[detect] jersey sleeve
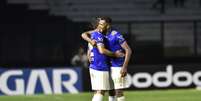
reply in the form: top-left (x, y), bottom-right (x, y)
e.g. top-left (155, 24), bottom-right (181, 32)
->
top-left (116, 33), bottom-right (125, 45)
top-left (93, 33), bottom-right (104, 46)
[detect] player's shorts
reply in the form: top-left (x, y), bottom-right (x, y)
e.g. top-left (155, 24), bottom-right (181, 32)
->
top-left (111, 67), bottom-right (129, 89)
top-left (89, 68), bottom-right (114, 90)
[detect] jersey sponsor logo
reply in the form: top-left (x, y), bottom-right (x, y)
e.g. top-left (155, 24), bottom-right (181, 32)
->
top-left (0, 68), bottom-right (82, 95)
top-left (126, 65), bottom-right (201, 88)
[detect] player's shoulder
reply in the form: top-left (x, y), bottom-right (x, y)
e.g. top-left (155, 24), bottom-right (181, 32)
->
top-left (111, 30), bottom-right (118, 35)
top-left (91, 31), bottom-right (100, 37)
top-left (94, 31), bottom-right (103, 37)
top-left (112, 30), bottom-right (125, 40)
top-left (111, 30), bottom-right (122, 36)
top-left (92, 32), bottom-right (104, 41)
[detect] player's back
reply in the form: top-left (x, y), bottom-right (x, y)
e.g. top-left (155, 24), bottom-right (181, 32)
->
top-left (89, 31), bottom-right (110, 71)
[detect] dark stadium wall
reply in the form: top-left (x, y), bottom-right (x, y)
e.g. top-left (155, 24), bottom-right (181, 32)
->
top-left (0, 1), bottom-right (86, 67)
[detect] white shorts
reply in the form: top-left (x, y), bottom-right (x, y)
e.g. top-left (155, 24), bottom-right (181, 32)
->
top-left (89, 68), bottom-right (114, 90)
top-left (111, 67), bottom-right (129, 89)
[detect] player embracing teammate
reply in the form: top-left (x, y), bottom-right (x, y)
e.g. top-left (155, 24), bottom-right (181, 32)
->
top-left (81, 17), bottom-right (132, 101)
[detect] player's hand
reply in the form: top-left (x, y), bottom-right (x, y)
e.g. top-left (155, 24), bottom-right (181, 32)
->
top-left (114, 50), bottom-right (125, 58)
top-left (91, 40), bottom-right (96, 46)
top-left (120, 67), bottom-right (127, 77)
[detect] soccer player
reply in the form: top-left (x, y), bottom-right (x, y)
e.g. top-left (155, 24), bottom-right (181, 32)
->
top-left (86, 18), bottom-right (117, 101)
top-left (104, 17), bottom-right (132, 101)
top-left (82, 17), bottom-right (132, 101)
top-left (82, 19), bottom-right (124, 101)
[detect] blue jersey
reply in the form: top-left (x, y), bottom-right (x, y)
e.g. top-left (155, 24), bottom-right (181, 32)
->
top-left (106, 30), bottom-right (125, 67)
top-left (89, 31), bottom-right (110, 71)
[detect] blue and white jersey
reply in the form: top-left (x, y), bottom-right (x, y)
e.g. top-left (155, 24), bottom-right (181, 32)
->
top-left (89, 31), bottom-right (110, 71)
top-left (106, 30), bottom-right (126, 67)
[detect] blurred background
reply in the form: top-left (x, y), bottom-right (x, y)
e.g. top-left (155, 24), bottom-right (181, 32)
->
top-left (0, 0), bottom-right (201, 97)
top-left (0, 0), bottom-right (201, 66)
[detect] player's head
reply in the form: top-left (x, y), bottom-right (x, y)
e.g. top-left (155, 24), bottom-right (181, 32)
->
top-left (99, 16), bottom-right (112, 25)
top-left (97, 16), bottom-right (112, 33)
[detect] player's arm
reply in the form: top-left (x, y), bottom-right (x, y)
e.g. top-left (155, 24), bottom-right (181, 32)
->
top-left (87, 49), bottom-right (91, 63)
top-left (97, 44), bottom-right (115, 57)
top-left (116, 33), bottom-right (132, 77)
top-left (95, 35), bottom-right (124, 58)
top-left (87, 43), bottom-right (93, 63)
top-left (120, 41), bottom-right (132, 77)
top-left (81, 30), bottom-right (96, 46)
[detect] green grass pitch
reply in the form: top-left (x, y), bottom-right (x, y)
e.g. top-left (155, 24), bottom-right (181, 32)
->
top-left (0, 89), bottom-right (201, 101)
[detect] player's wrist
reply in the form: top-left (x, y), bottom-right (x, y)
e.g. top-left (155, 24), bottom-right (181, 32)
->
top-left (122, 66), bottom-right (127, 70)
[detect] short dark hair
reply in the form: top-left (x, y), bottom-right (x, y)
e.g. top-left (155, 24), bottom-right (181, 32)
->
top-left (99, 16), bottom-right (112, 24)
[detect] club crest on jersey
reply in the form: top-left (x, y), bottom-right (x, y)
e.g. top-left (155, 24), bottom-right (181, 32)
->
top-left (111, 31), bottom-right (118, 36)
